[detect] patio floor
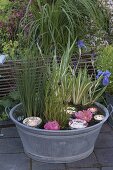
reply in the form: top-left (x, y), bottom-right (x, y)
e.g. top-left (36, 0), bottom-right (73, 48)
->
top-left (0, 123), bottom-right (113, 170)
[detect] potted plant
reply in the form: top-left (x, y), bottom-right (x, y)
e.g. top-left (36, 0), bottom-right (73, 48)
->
top-left (9, 40), bottom-right (110, 163)
top-left (96, 45), bottom-right (113, 127)
top-left (8, 0), bottom-right (110, 163)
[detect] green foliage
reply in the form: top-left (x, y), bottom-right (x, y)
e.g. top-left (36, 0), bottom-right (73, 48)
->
top-left (96, 45), bottom-right (113, 94)
top-left (0, 90), bottom-right (20, 121)
top-left (0, 0), bottom-right (12, 21)
top-left (0, 0), bottom-right (27, 58)
top-left (0, 0), bottom-right (11, 10)
top-left (45, 71), bottom-right (70, 128)
top-left (71, 68), bottom-right (107, 106)
top-left (44, 39), bottom-right (75, 128)
top-left (2, 40), bottom-right (19, 59)
top-left (0, 112), bottom-right (8, 121)
top-left (0, 91), bottom-right (20, 108)
top-left (23, 0), bottom-right (107, 55)
top-left (14, 50), bottom-right (47, 118)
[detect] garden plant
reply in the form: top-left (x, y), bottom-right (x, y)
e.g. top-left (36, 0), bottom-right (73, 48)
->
top-left (0, 0), bottom-right (111, 163)
top-left (96, 45), bottom-right (113, 127)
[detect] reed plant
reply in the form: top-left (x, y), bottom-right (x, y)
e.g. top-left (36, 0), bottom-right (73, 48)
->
top-left (71, 68), bottom-right (107, 106)
top-left (14, 50), bottom-right (47, 118)
top-left (21, 0), bottom-right (107, 56)
top-left (44, 38), bottom-right (75, 128)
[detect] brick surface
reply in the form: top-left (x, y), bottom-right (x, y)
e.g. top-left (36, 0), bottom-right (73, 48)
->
top-left (0, 138), bottom-right (23, 153)
top-left (95, 133), bottom-right (113, 148)
top-left (32, 161), bottom-right (66, 170)
top-left (66, 153), bottom-right (98, 168)
top-left (0, 153), bottom-right (29, 170)
top-left (1, 127), bottom-right (19, 138)
top-left (95, 148), bottom-right (113, 166)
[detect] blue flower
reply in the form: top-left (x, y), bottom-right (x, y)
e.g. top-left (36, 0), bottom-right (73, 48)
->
top-left (77, 40), bottom-right (86, 48)
top-left (96, 70), bottom-right (104, 79)
top-left (103, 70), bottom-right (111, 78)
top-left (96, 70), bottom-right (111, 86)
top-left (102, 76), bottom-right (110, 86)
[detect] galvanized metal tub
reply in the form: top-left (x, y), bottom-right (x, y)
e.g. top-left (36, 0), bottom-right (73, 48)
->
top-left (10, 102), bottom-right (109, 163)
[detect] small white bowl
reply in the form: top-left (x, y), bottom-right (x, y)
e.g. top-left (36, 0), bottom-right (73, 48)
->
top-left (69, 119), bottom-right (88, 129)
top-left (23, 117), bottom-right (42, 127)
top-left (66, 107), bottom-right (76, 115)
top-left (94, 115), bottom-right (105, 121)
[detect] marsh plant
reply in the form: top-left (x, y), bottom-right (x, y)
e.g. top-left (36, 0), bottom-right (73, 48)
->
top-left (22, 0), bottom-right (107, 56)
top-left (14, 51), bottom-right (47, 118)
top-left (44, 39), bottom-right (75, 128)
top-left (13, 40), bottom-right (110, 129)
top-left (71, 68), bottom-right (107, 107)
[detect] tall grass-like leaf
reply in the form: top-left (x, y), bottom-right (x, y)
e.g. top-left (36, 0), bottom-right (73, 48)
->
top-left (14, 50), bottom-right (47, 118)
top-left (71, 68), bottom-right (92, 105)
top-left (21, 0), bottom-right (108, 56)
top-left (44, 39), bottom-right (75, 128)
top-left (71, 68), bottom-right (107, 106)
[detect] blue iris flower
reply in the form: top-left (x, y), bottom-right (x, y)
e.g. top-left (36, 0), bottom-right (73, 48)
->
top-left (102, 76), bottom-right (110, 86)
top-left (103, 70), bottom-right (111, 78)
top-left (96, 70), bottom-right (104, 79)
top-left (77, 40), bottom-right (86, 49)
top-left (96, 70), bottom-right (111, 86)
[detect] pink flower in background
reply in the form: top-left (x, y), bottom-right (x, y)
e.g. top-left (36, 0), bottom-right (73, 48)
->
top-left (44, 121), bottom-right (60, 130)
top-left (75, 110), bottom-right (93, 122)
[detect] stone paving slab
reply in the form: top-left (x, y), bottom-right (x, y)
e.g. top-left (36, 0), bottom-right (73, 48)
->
top-left (1, 127), bottom-right (19, 138)
top-left (66, 153), bottom-right (98, 168)
top-left (95, 148), bottom-right (113, 166)
top-left (0, 138), bottom-right (23, 153)
top-left (102, 167), bottom-right (113, 170)
top-left (100, 123), bottom-right (112, 133)
top-left (32, 161), bottom-right (66, 170)
top-left (0, 153), bottom-right (29, 170)
top-left (95, 133), bottom-right (113, 148)
top-left (68, 168), bottom-right (100, 170)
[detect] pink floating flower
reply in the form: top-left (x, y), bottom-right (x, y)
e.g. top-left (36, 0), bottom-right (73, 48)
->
top-left (44, 121), bottom-right (60, 130)
top-left (75, 110), bottom-right (93, 122)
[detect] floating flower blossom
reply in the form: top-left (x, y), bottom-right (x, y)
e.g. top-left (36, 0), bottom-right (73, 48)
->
top-left (44, 121), bottom-right (60, 130)
top-left (75, 110), bottom-right (93, 122)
